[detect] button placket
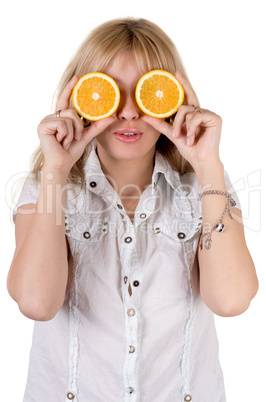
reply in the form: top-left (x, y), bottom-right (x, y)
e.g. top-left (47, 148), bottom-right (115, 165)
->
top-left (120, 226), bottom-right (141, 398)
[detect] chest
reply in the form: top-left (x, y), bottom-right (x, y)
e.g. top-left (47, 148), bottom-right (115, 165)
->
top-left (122, 198), bottom-right (140, 224)
top-left (65, 206), bottom-right (201, 306)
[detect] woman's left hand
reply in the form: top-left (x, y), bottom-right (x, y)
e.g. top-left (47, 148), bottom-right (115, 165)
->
top-left (141, 71), bottom-right (222, 173)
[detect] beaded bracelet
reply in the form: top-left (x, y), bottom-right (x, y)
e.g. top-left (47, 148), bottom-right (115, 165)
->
top-left (198, 190), bottom-right (236, 250)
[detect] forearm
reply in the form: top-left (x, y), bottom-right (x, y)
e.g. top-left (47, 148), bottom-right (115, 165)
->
top-left (196, 162), bottom-right (258, 316)
top-left (8, 166), bottom-right (70, 320)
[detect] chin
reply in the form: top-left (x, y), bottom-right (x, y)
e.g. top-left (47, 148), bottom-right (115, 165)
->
top-left (96, 137), bottom-right (157, 162)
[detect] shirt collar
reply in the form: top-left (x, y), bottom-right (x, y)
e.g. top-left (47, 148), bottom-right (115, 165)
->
top-left (84, 138), bottom-right (105, 179)
top-left (84, 138), bottom-right (183, 193)
top-left (151, 150), bottom-right (182, 192)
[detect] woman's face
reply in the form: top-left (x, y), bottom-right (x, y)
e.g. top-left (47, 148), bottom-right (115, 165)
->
top-left (95, 52), bottom-right (161, 164)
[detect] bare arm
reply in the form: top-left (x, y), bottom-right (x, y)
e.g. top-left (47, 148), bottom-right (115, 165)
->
top-left (7, 167), bottom-right (70, 321)
top-left (196, 162), bottom-right (259, 317)
top-left (7, 76), bottom-right (116, 321)
top-left (141, 72), bottom-right (259, 317)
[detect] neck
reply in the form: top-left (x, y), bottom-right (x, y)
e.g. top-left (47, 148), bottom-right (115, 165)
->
top-left (96, 144), bottom-right (155, 197)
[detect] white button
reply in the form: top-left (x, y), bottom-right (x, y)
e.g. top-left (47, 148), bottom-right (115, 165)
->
top-left (184, 395), bottom-right (192, 401)
top-left (127, 308), bottom-right (135, 317)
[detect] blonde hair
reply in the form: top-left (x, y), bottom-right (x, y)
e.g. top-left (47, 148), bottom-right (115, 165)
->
top-left (29, 18), bottom-right (194, 189)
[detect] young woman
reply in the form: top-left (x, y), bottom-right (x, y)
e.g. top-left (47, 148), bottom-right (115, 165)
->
top-left (8, 18), bottom-right (258, 402)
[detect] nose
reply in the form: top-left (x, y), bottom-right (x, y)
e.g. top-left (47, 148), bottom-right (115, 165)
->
top-left (116, 91), bottom-right (140, 121)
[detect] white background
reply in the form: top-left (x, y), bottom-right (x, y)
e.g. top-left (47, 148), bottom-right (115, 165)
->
top-left (1, 0), bottom-right (265, 400)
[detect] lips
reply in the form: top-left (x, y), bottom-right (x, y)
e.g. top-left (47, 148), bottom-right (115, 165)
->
top-left (114, 128), bottom-right (143, 136)
top-left (113, 128), bottom-right (144, 143)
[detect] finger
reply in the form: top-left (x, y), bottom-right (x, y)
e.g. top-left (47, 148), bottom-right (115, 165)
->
top-left (56, 109), bottom-right (84, 141)
top-left (185, 109), bottom-right (216, 146)
top-left (175, 71), bottom-right (200, 107)
top-left (57, 118), bottom-right (74, 150)
top-left (141, 115), bottom-right (173, 137)
top-left (43, 116), bottom-right (73, 149)
top-left (82, 116), bottom-right (116, 145)
top-left (56, 75), bottom-right (79, 111)
top-left (54, 121), bottom-right (68, 143)
top-left (186, 109), bottom-right (217, 134)
top-left (172, 105), bottom-right (197, 138)
top-left (38, 117), bottom-right (68, 140)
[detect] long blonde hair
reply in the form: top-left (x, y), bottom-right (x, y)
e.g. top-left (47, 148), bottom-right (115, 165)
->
top-left (29, 18), bottom-right (194, 189)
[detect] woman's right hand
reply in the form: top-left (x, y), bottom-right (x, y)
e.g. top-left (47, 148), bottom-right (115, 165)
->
top-left (37, 75), bottom-right (115, 173)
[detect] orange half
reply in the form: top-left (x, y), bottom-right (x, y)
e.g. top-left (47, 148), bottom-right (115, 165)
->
top-left (72, 72), bottom-right (120, 121)
top-left (135, 70), bottom-right (184, 118)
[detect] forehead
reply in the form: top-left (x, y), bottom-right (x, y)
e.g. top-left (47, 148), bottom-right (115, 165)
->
top-left (103, 52), bottom-right (145, 85)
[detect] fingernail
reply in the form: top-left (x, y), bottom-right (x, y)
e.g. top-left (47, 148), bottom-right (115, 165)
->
top-left (70, 75), bottom-right (77, 83)
top-left (65, 142), bottom-right (70, 150)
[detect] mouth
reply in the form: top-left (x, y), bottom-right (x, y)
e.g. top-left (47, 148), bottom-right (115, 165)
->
top-left (113, 128), bottom-right (143, 143)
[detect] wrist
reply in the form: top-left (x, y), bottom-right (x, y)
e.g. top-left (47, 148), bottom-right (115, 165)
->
top-left (41, 164), bottom-right (70, 182)
top-left (39, 166), bottom-right (70, 218)
top-left (195, 160), bottom-right (225, 187)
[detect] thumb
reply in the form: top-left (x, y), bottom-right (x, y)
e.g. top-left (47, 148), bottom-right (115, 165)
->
top-left (141, 115), bottom-right (173, 138)
top-left (56, 75), bottom-right (79, 111)
top-left (82, 116), bottom-right (116, 145)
